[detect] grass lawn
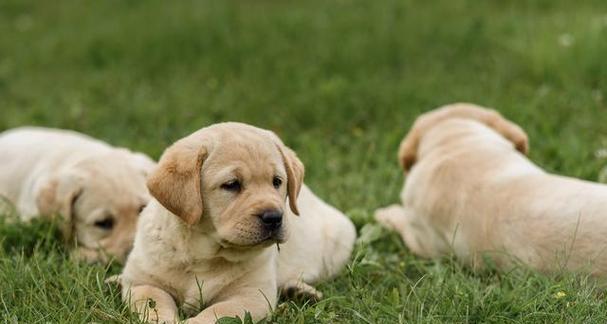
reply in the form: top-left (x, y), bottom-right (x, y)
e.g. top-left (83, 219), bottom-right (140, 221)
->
top-left (1, 0), bottom-right (607, 322)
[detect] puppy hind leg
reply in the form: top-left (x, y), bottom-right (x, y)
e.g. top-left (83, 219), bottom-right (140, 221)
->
top-left (127, 285), bottom-right (179, 324)
top-left (375, 205), bottom-right (435, 258)
top-left (374, 204), bottom-right (408, 232)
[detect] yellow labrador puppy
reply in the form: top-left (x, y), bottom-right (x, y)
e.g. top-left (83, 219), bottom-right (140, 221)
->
top-left (0, 127), bottom-right (155, 262)
top-left (119, 122), bottom-right (356, 323)
top-left (375, 103), bottom-right (607, 274)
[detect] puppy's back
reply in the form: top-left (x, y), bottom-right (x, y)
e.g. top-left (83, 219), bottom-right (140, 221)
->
top-left (0, 127), bottom-right (112, 201)
top-left (1, 126), bottom-right (110, 152)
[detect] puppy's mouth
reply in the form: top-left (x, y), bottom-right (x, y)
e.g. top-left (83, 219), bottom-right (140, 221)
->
top-left (218, 230), bottom-right (285, 249)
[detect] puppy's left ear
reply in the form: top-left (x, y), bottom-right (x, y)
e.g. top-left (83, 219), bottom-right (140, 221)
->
top-left (276, 144), bottom-right (304, 215)
top-left (36, 171), bottom-right (84, 240)
top-left (397, 128), bottom-right (421, 173)
top-left (147, 136), bottom-right (208, 225)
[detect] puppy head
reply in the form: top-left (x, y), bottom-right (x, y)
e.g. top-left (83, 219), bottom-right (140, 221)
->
top-left (147, 122), bottom-right (304, 248)
top-left (398, 103), bottom-right (529, 172)
top-left (36, 151), bottom-right (153, 262)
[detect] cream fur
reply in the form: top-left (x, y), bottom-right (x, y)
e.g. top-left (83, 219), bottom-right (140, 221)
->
top-left (0, 127), bottom-right (155, 262)
top-left (120, 122), bottom-right (356, 323)
top-left (376, 103), bottom-right (607, 274)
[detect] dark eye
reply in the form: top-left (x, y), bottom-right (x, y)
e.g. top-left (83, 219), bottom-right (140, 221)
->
top-left (272, 176), bottom-right (282, 189)
top-left (138, 204), bottom-right (147, 214)
top-left (221, 179), bottom-right (241, 192)
top-left (94, 218), bottom-right (114, 230)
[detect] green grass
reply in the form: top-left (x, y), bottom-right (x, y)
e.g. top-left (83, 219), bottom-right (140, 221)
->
top-left (1, 0), bottom-right (607, 322)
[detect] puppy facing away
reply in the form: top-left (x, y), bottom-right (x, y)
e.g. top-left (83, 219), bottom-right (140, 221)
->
top-left (375, 103), bottom-right (607, 275)
top-left (119, 122), bottom-right (356, 323)
top-left (0, 127), bottom-right (155, 262)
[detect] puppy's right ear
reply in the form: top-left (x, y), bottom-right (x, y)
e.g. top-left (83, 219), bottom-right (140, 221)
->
top-left (36, 171), bottom-right (84, 239)
top-left (147, 138), bottom-right (208, 225)
top-left (484, 112), bottom-right (529, 155)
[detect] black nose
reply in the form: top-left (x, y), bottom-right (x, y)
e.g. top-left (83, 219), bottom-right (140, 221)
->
top-left (259, 210), bottom-right (283, 230)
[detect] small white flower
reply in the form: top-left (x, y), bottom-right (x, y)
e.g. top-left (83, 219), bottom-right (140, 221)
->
top-left (592, 89), bottom-right (603, 103)
top-left (558, 33), bottom-right (574, 47)
top-left (537, 85), bottom-right (550, 97)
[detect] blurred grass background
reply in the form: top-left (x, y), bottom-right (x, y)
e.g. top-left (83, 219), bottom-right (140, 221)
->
top-left (1, 0), bottom-right (607, 322)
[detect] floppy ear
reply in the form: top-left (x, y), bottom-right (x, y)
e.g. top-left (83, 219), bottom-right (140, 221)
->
top-left (276, 144), bottom-right (304, 216)
top-left (397, 103), bottom-right (529, 173)
top-left (146, 137), bottom-right (208, 225)
top-left (36, 172), bottom-right (84, 240)
top-left (483, 112), bottom-right (529, 155)
top-left (397, 127), bottom-right (421, 173)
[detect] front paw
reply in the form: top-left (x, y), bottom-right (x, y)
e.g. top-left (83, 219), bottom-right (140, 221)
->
top-left (104, 274), bottom-right (122, 286)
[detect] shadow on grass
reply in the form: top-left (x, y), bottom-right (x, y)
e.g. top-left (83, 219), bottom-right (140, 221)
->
top-left (0, 214), bottom-right (65, 257)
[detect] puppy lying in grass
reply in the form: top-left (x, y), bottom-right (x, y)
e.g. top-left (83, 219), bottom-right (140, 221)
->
top-left (0, 127), bottom-right (155, 262)
top-left (119, 122), bottom-right (356, 323)
top-left (376, 103), bottom-right (607, 274)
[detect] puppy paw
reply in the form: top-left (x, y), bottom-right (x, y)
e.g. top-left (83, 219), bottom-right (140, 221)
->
top-left (374, 204), bottom-right (406, 231)
top-left (104, 274), bottom-right (122, 286)
top-left (281, 280), bottom-right (323, 302)
top-left (71, 247), bottom-right (107, 264)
